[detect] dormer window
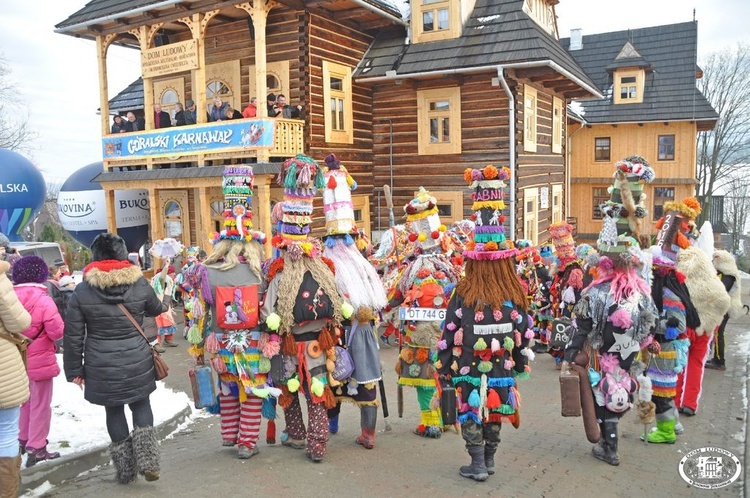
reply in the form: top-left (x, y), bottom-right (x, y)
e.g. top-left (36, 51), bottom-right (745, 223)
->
top-left (414, 0), bottom-right (461, 43)
top-left (614, 69), bottom-right (644, 104)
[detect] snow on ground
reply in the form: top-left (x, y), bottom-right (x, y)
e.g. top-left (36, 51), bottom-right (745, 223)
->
top-left (32, 355), bottom-right (190, 463)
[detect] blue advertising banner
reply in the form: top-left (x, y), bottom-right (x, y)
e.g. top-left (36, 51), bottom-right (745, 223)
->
top-left (102, 119), bottom-right (275, 159)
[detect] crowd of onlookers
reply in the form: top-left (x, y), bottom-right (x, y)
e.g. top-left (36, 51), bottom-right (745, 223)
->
top-left (110, 93), bottom-right (303, 134)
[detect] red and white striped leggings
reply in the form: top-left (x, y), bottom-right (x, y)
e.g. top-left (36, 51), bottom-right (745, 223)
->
top-left (219, 393), bottom-right (262, 449)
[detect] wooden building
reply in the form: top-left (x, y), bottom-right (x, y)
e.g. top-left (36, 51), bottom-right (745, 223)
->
top-left (56, 0), bottom-right (600, 259)
top-left (560, 22), bottom-right (719, 242)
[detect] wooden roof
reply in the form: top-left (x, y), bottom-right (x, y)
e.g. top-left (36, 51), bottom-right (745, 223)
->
top-left (55, 0), bottom-right (404, 40)
top-left (354, 0), bottom-right (599, 98)
top-left (560, 22), bottom-right (718, 129)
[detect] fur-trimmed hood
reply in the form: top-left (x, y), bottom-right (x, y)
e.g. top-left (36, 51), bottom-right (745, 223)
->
top-left (713, 250), bottom-right (743, 318)
top-left (84, 260), bottom-right (142, 289)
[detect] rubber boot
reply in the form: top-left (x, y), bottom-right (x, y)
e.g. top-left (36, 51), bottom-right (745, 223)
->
top-left (132, 426), bottom-right (160, 482)
top-left (0, 454), bottom-right (22, 498)
top-left (484, 441), bottom-right (498, 475)
top-left (356, 405), bottom-right (377, 449)
top-left (109, 436), bottom-right (137, 484)
top-left (328, 415), bottom-right (339, 434)
top-left (25, 445), bottom-right (61, 468)
top-left (592, 421), bottom-right (619, 466)
top-left (459, 445), bottom-right (488, 481)
top-left (646, 419), bottom-right (676, 444)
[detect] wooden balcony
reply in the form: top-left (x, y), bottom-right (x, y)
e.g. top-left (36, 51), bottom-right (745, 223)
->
top-left (101, 118), bottom-right (304, 171)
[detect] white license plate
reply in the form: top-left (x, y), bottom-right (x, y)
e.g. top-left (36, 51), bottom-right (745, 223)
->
top-left (399, 307), bottom-right (447, 322)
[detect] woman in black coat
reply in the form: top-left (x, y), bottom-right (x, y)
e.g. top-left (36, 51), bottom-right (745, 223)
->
top-left (63, 233), bottom-right (166, 484)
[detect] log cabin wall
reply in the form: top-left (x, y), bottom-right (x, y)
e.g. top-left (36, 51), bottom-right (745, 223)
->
top-left (306, 13), bottom-right (375, 234)
top-left (569, 121), bottom-right (698, 241)
top-left (370, 73), bottom-right (511, 233)
top-left (514, 79), bottom-right (567, 245)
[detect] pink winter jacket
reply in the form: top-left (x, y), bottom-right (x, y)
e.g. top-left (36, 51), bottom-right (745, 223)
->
top-left (14, 283), bottom-right (64, 381)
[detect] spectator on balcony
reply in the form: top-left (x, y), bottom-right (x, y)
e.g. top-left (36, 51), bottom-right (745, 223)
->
top-left (272, 94), bottom-right (302, 119)
top-left (154, 104), bottom-right (171, 129)
top-left (185, 100), bottom-right (198, 125)
top-left (174, 103), bottom-right (190, 126)
top-left (266, 93), bottom-right (276, 116)
top-left (209, 96), bottom-right (230, 122)
top-left (242, 97), bottom-right (257, 118)
top-left (124, 112), bottom-right (145, 133)
top-left (111, 115), bottom-right (126, 134)
top-left (224, 106), bottom-right (243, 120)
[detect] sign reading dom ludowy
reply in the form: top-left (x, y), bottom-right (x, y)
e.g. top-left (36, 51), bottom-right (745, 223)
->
top-left (102, 119), bottom-right (275, 159)
top-left (141, 40), bottom-right (198, 78)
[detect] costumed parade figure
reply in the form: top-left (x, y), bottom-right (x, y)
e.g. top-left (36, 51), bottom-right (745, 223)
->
top-left (187, 166), bottom-right (273, 459)
top-left (392, 187), bottom-right (461, 438)
top-left (706, 250), bottom-right (742, 371)
top-left (261, 154), bottom-right (349, 462)
top-left (149, 264), bottom-right (178, 352)
top-left (516, 241), bottom-right (553, 353)
top-left (548, 222), bottom-right (583, 365)
top-left (437, 165), bottom-right (533, 482)
top-left (654, 197), bottom-right (730, 416)
top-left (563, 155), bottom-right (658, 466)
top-left (320, 154), bottom-right (388, 449)
top-left (642, 252), bottom-right (697, 443)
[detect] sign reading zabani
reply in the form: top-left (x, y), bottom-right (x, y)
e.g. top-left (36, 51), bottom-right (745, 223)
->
top-left (141, 40), bottom-right (198, 78)
top-left (102, 119), bottom-right (275, 159)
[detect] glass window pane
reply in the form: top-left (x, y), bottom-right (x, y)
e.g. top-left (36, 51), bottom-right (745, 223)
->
top-left (442, 117), bottom-right (450, 142)
top-left (161, 90), bottom-right (178, 105)
top-left (423, 0), bottom-right (443, 4)
top-left (430, 118), bottom-right (439, 142)
top-left (621, 76), bottom-right (637, 84)
top-left (165, 201), bottom-right (181, 218)
top-left (338, 99), bottom-right (345, 130)
top-left (429, 100), bottom-right (449, 111)
top-left (267, 75), bottom-right (280, 91)
top-left (423, 11), bottom-right (434, 31)
top-left (330, 77), bottom-right (343, 91)
top-left (437, 9), bottom-right (449, 30)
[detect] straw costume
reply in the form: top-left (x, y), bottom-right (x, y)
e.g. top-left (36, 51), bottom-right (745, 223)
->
top-left (563, 155), bottom-right (658, 466)
top-left (261, 154), bottom-right (349, 462)
top-left (436, 165), bottom-right (532, 481)
top-left (186, 165), bottom-right (272, 460)
top-left (392, 187), bottom-right (461, 438)
top-left (319, 154), bottom-right (388, 449)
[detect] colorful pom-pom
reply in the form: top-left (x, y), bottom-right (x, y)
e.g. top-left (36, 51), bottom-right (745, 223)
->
top-left (493, 309), bottom-right (503, 321)
top-left (454, 328), bottom-right (464, 345)
top-left (408, 233), bottom-right (418, 242)
top-left (474, 338), bottom-right (488, 351)
top-left (468, 390), bottom-right (481, 408)
top-left (478, 361), bottom-right (493, 373)
top-left (446, 322), bottom-right (457, 331)
top-left (418, 233), bottom-right (427, 242)
top-left (474, 311), bottom-right (485, 322)
top-left (287, 377), bottom-right (300, 393)
top-left (504, 336), bottom-right (515, 351)
top-left (311, 377), bottom-right (325, 397)
top-left (524, 329), bottom-right (535, 340)
top-left (459, 366), bottom-right (470, 375)
top-left (491, 338), bottom-right (501, 353)
top-left (514, 331), bottom-right (522, 346)
top-left (486, 389), bottom-right (501, 409)
top-left (453, 346), bottom-right (462, 357)
top-left (455, 308), bottom-right (463, 318)
top-left (341, 302), bottom-right (354, 319)
top-left (266, 313), bottom-right (281, 331)
top-left (431, 231), bottom-right (440, 239)
top-left (437, 339), bottom-right (448, 351)
top-left (504, 359), bottom-right (513, 370)
top-left (204, 332), bottom-right (221, 354)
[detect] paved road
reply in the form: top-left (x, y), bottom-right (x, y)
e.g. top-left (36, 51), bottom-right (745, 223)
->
top-left (45, 317), bottom-right (749, 498)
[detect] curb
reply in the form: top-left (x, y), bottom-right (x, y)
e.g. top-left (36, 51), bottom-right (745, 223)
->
top-left (19, 403), bottom-right (193, 493)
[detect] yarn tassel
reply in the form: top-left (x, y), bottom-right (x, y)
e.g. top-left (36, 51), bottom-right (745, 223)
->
top-left (187, 324), bottom-right (203, 345)
top-left (266, 419), bottom-right (277, 445)
top-left (479, 374), bottom-right (489, 421)
top-left (507, 386), bottom-right (517, 409)
top-left (317, 327), bottom-right (336, 351)
top-left (278, 386), bottom-right (293, 409)
top-left (204, 332), bottom-right (221, 354)
top-left (514, 331), bottom-right (522, 347)
top-left (210, 355), bottom-right (227, 374)
top-left (486, 388), bottom-right (501, 409)
top-left (261, 397), bottom-right (277, 420)
top-left (323, 385), bottom-right (337, 409)
top-left (467, 389), bottom-right (481, 408)
top-left (281, 333), bottom-right (297, 355)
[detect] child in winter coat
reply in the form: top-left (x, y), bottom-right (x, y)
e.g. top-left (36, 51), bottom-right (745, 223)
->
top-left (12, 255), bottom-right (65, 467)
top-left (151, 265), bottom-right (178, 352)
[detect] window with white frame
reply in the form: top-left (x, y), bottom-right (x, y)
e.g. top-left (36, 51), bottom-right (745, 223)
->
top-left (524, 187), bottom-right (539, 245)
top-left (323, 60), bottom-right (353, 144)
top-left (524, 85), bottom-right (537, 152)
top-left (552, 96), bottom-right (563, 154)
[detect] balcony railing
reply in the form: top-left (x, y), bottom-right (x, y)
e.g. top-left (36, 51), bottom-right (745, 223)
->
top-left (101, 118), bottom-right (304, 170)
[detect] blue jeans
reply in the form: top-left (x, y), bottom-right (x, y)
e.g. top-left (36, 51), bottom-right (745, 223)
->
top-left (0, 406), bottom-right (21, 457)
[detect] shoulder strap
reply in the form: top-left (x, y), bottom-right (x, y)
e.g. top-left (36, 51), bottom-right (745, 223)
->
top-left (117, 303), bottom-right (149, 342)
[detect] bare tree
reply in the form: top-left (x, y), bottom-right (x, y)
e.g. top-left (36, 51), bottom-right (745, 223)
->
top-left (696, 44), bottom-right (750, 221)
top-left (0, 56), bottom-right (36, 152)
top-left (723, 177), bottom-right (750, 254)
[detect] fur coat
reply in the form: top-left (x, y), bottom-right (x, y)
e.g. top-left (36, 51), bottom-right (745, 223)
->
top-left (676, 246), bottom-right (730, 335)
top-left (713, 250), bottom-right (743, 318)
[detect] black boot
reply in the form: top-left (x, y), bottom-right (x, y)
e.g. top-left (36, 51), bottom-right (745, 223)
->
top-left (484, 441), bottom-right (498, 475)
top-left (592, 421), bottom-right (619, 466)
top-left (132, 426), bottom-right (160, 481)
top-left (109, 436), bottom-right (136, 484)
top-left (459, 445), bottom-right (488, 481)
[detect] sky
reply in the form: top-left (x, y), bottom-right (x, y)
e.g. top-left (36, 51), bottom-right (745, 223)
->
top-left (0, 0), bottom-right (748, 186)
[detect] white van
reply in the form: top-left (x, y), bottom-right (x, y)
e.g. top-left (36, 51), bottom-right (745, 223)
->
top-left (11, 242), bottom-right (65, 268)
